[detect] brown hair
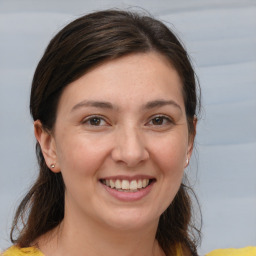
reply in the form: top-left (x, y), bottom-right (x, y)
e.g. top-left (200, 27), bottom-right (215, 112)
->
top-left (11, 9), bottom-right (201, 256)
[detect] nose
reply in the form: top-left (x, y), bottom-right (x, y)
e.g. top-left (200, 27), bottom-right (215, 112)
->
top-left (111, 126), bottom-right (149, 167)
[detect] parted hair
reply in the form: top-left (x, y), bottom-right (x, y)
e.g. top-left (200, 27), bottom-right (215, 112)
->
top-left (11, 9), bottom-right (201, 256)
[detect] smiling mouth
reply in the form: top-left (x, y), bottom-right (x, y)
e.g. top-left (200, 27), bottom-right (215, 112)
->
top-left (100, 178), bottom-right (155, 192)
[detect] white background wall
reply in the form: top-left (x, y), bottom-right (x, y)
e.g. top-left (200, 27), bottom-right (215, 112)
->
top-left (0, 0), bottom-right (255, 254)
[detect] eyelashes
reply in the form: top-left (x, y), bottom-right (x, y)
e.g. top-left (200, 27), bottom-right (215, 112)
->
top-left (81, 114), bottom-right (174, 129)
top-left (146, 115), bottom-right (173, 126)
top-left (82, 115), bottom-right (109, 126)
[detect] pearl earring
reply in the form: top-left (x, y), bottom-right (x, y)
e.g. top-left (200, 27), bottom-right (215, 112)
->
top-left (186, 158), bottom-right (189, 165)
top-left (50, 164), bottom-right (55, 168)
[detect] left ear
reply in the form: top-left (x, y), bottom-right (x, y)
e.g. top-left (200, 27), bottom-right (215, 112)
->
top-left (185, 117), bottom-right (197, 167)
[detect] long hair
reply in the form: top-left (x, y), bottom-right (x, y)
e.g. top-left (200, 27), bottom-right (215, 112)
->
top-left (11, 9), bottom-right (201, 256)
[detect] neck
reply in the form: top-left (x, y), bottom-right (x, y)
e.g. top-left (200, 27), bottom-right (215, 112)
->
top-left (38, 213), bottom-right (164, 256)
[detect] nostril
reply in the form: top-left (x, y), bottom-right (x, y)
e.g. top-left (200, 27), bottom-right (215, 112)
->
top-left (111, 132), bottom-right (149, 167)
top-left (111, 148), bottom-right (149, 168)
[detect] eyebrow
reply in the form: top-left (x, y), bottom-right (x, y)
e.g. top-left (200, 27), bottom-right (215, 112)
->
top-left (71, 100), bottom-right (114, 112)
top-left (71, 99), bottom-right (182, 112)
top-left (143, 99), bottom-right (182, 111)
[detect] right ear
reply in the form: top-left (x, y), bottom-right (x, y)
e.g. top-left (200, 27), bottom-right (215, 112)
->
top-left (34, 120), bottom-right (60, 173)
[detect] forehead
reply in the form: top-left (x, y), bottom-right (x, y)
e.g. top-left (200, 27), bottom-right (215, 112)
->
top-left (57, 52), bottom-right (185, 113)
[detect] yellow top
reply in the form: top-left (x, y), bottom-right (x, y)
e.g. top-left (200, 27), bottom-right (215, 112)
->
top-left (2, 245), bottom-right (256, 256)
top-left (205, 246), bottom-right (256, 256)
top-left (2, 245), bottom-right (180, 256)
top-left (2, 246), bottom-right (43, 256)
top-left (2, 245), bottom-right (182, 256)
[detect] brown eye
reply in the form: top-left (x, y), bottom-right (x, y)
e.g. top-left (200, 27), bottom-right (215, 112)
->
top-left (83, 116), bottom-right (108, 126)
top-left (89, 117), bottom-right (102, 126)
top-left (146, 115), bottom-right (173, 127)
top-left (152, 116), bottom-right (165, 125)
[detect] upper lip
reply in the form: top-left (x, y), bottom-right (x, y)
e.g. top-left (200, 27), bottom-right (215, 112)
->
top-left (99, 175), bottom-right (156, 181)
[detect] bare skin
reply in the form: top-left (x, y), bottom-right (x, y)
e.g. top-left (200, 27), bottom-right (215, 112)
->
top-left (34, 52), bottom-right (195, 256)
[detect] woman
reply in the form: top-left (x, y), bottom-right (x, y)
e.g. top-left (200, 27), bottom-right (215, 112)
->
top-left (4, 9), bottom-right (201, 256)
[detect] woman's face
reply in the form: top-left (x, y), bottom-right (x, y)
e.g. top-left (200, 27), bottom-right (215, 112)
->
top-left (40, 52), bottom-right (194, 231)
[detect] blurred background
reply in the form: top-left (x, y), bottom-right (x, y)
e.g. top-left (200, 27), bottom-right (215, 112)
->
top-left (0, 0), bottom-right (255, 254)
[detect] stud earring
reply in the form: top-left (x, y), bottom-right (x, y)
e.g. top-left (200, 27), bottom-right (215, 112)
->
top-left (50, 164), bottom-right (55, 168)
top-left (186, 158), bottom-right (189, 165)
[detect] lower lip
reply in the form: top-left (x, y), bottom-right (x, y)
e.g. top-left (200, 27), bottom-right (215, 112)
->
top-left (101, 181), bottom-right (155, 202)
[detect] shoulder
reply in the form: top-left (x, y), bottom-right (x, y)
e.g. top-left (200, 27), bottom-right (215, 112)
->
top-left (206, 246), bottom-right (256, 256)
top-left (2, 246), bottom-right (44, 256)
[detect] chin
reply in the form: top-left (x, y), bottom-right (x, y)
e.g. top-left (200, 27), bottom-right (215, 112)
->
top-left (101, 208), bottom-right (159, 231)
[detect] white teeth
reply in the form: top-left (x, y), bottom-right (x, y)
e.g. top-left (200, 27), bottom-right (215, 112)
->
top-left (129, 180), bottom-right (137, 190)
top-left (115, 180), bottom-right (122, 189)
top-left (142, 179), bottom-right (149, 188)
top-left (102, 178), bottom-right (151, 191)
top-left (137, 179), bottom-right (142, 188)
top-left (122, 180), bottom-right (129, 190)
top-left (110, 180), bottom-right (115, 188)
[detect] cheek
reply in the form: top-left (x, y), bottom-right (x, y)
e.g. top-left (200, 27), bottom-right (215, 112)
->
top-left (55, 136), bottom-right (112, 206)
top-left (151, 133), bottom-right (188, 173)
top-left (150, 133), bottom-right (187, 205)
top-left (55, 134), bottom-right (111, 178)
